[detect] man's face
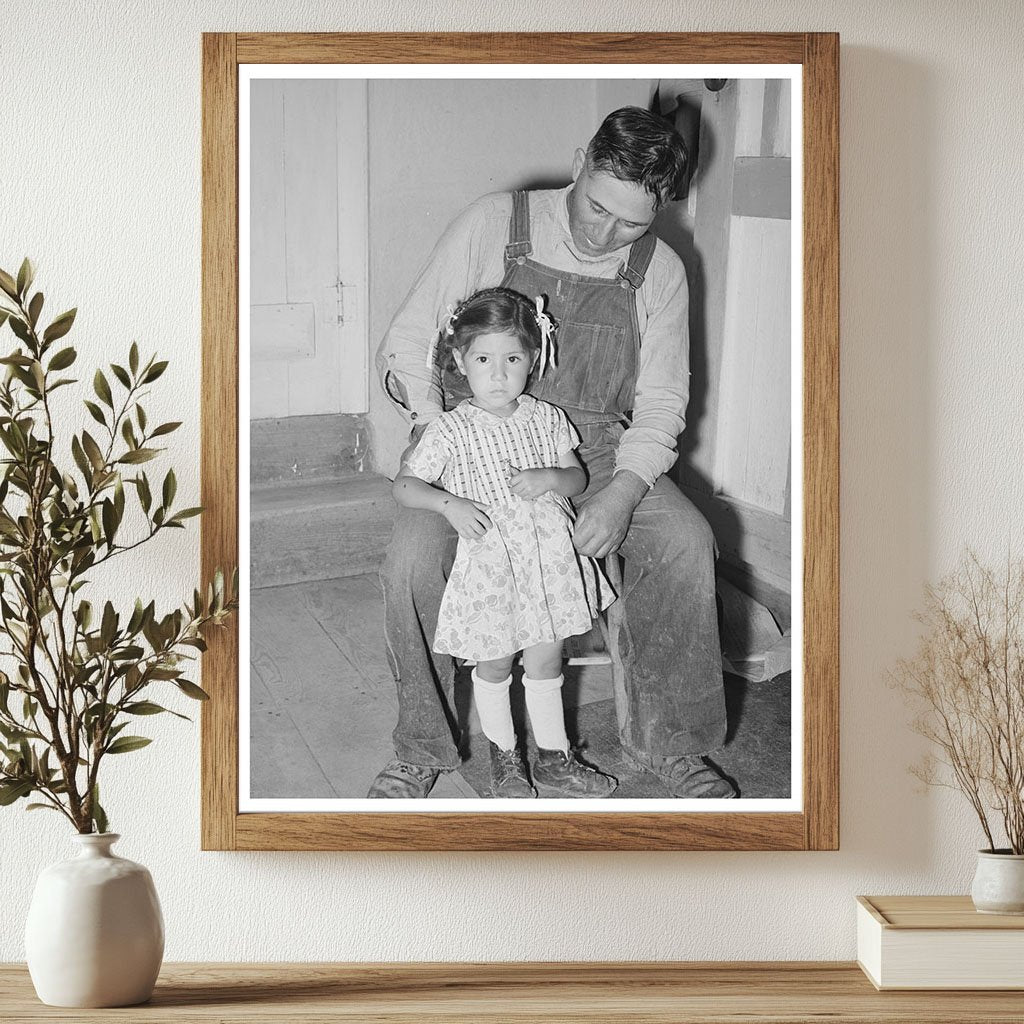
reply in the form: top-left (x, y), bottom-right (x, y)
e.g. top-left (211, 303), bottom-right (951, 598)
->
top-left (566, 149), bottom-right (660, 259)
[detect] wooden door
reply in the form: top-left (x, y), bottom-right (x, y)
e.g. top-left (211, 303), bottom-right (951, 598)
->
top-left (249, 79), bottom-right (368, 419)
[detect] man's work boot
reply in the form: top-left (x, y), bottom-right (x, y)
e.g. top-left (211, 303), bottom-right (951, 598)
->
top-left (624, 750), bottom-right (737, 798)
top-left (366, 760), bottom-right (442, 798)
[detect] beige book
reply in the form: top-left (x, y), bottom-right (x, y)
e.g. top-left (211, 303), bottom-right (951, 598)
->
top-left (857, 895), bottom-right (1024, 990)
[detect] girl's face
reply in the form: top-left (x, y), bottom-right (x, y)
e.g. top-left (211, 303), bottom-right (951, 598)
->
top-left (453, 330), bottom-right (537, 416)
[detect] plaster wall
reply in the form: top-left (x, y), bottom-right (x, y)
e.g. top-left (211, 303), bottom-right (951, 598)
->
top-left (1, 0), bottom-right (1023, 962)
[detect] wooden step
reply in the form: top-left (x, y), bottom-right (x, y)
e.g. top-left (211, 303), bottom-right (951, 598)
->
top-left (250, 413), bottom-right (368, 488)
top-left (250, 475), bottom-right (395, 589)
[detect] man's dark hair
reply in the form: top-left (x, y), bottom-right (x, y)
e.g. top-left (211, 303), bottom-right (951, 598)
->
top-left (586, 106), bottom-right (689, 209)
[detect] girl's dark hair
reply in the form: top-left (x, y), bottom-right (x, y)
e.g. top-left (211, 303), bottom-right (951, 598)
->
top-left (445, 287), bottom-right (546, 357)
top-left (586, 106), bottom-right (689, 209)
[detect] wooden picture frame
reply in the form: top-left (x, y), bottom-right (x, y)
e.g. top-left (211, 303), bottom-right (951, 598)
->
top-left (201, 32), bottom-right (838, 851)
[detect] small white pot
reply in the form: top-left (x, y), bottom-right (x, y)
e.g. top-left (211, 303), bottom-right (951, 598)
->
top-left (24, 833), bottom-right (164, 1007)
top-left (971, 849), bottom-right (1024, 915)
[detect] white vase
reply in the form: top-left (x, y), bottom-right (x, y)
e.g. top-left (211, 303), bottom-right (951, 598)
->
top-left (24, 833), bottom-right (164, 1007)
top-left (970, 849), bottom-right (1024, 915)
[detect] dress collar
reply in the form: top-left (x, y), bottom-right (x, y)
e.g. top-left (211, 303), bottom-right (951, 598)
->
top-left (459, 394), bottom-right (537, 425)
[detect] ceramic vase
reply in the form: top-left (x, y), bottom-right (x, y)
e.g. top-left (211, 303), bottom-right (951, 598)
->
top-left (970, 849), bottom-right (1024, 915)
top-left (24, 833), bottom-right (164, 1007)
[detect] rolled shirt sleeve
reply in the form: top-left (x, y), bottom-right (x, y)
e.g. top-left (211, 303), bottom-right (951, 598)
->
top-left (374, 197), bottom-right (506, 426)
top-left (614, 244), bottom-right (690, 487)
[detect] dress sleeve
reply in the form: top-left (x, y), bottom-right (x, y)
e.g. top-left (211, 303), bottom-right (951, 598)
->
top-left (401, 421), bottom-right (451, 484)
top-left (549, 403), bottom-right (581, 456)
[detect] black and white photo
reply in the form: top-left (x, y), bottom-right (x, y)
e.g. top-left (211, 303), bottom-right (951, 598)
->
top-left (240, 66), bottom-right (799, 812)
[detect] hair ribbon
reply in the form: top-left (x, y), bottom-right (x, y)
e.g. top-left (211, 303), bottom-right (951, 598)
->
top-left (535, 296), bottom-right (556, 379)
top-left (424, 303), bottom-right (459, 369)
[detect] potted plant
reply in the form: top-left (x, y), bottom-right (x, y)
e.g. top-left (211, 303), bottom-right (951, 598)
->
top-left (895, 551), bottom-right (1024, 914)
top-left (0, 259), bottom-right (236, 1005)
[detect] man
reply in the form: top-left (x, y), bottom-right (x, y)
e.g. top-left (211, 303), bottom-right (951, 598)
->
top-left (369, 106), bottom-right (734, 799)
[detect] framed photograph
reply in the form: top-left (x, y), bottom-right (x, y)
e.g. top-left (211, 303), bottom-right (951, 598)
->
top-left (201, 32), bottom-right (838, 850)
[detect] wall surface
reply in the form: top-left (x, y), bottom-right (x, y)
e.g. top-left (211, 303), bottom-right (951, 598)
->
top-left (2, 0), bottom-right (1023, 962)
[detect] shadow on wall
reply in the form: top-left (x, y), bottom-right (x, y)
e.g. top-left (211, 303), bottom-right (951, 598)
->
top-left (518, 176), bottom-right (572, 193)
top-left (656, 91), bottom-right (716, 471)
top-left (650, 52), bottom-right (943, 870)
top-left (651, 92), bottom-right (744, 625)
top-left (836, 47), bottom-right (935, 868)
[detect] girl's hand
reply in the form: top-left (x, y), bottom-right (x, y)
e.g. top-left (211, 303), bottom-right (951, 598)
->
top-left (508, 467), bottom-right (555, 499)
top-left (442, 496), bottom-right (492, 539)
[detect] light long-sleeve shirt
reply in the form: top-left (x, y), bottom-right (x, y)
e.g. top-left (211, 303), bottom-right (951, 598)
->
top-left (375, 185), bottom-right (691, 487)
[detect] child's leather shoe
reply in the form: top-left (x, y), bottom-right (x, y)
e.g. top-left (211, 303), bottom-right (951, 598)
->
top-left (489, 741), bottom-right (536, 798)
top-left (532, 747), bottom-right (617, 798)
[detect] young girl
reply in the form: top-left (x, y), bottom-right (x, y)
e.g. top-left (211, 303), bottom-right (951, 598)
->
top-left (393, 287), bottom-right (617, 799)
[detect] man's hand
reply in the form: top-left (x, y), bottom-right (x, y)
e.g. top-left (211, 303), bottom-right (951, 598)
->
top-left (572, 471), bottom-right (648, 558)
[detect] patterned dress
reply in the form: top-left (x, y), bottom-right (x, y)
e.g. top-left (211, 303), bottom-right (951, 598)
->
top-left (403, 396), bottom-right (615, 662)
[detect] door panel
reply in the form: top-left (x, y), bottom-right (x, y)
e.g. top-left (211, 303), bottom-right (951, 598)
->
top-left (250, 79), bottom-right (368, 419)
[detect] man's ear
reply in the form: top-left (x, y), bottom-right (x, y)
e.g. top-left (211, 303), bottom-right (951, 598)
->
top-left (571, 148), bottom-right (587, 181)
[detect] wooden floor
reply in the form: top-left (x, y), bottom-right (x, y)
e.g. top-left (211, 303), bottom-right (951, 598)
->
top-left (4, 962), bottom-right (1023, 1023)
top-left (249, 574), bottom-right (791, 800)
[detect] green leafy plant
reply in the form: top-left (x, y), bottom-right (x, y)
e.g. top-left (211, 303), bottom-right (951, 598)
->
top-left (895, 552), bottom-right (1024, 854)
top-left (0, 259), bottom-right (236, 833)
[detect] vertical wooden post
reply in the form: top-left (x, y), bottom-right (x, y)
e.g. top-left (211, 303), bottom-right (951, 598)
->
top-left (802, 32), bottom-right (840, 851)
top-left (200, 32), bottom-right (239, 851)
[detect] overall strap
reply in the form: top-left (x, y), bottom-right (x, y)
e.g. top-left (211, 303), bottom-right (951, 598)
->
top-left (504, 190), bottom-right (533, 264)
top-left (616, 232), bottom-right (657, 290)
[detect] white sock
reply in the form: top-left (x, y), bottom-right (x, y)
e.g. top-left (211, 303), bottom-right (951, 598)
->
top-left (522, 674), bottom-right (569, 753)
top-left (471, 669), bottom-right (516, 751)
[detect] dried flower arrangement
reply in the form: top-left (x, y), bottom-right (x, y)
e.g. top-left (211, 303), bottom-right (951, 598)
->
top-left (895, 552), bottom-right (1024, 854)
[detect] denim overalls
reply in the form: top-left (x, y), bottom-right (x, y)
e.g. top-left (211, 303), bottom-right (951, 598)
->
top-left (439, 190), bottom-right (655, 431)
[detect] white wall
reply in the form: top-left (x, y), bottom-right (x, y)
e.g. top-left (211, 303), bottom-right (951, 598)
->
top-left (1, 0), bottom-right (1022, 962)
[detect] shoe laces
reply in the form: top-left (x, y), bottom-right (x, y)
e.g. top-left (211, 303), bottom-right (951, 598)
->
top-left (492, 746), bottom-right (526, 783)
top-left (554, 748), bottom-right (599, 775)
top-left (570, 752), bottom-right (602, 776)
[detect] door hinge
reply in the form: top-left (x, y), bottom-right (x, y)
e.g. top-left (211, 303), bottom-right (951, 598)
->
top-left (332, 279), bottom-right (359, 325)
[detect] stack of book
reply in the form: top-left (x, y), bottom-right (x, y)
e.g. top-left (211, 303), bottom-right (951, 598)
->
top-left (857, 895), bottom-right (1024, 990)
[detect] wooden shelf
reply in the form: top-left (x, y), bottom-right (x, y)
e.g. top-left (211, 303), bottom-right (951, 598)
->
top-left (3, 962), bottom-right (1024, 1022)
